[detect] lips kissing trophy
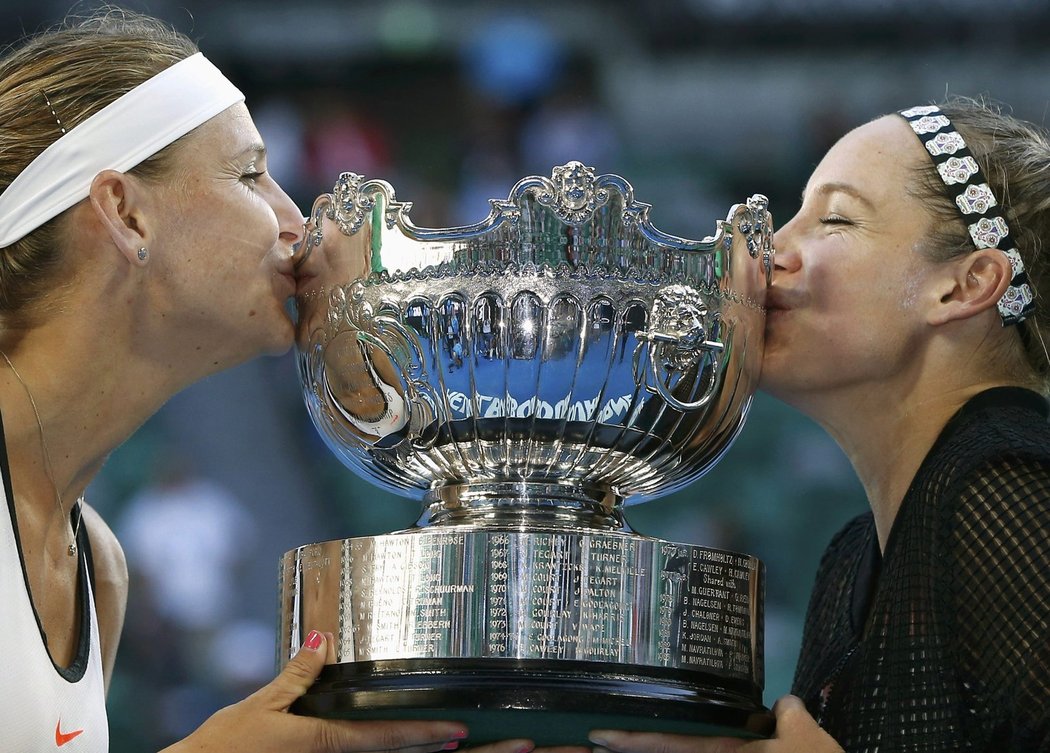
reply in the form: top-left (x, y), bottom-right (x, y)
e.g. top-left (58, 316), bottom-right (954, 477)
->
top-left (280, 161), bottom-right (775, 744)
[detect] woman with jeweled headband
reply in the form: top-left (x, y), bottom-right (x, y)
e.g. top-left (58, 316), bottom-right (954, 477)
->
top-left (587, 99), bottom-right (1050, 751)
top-left (0, 9), bottom-right (548, 753)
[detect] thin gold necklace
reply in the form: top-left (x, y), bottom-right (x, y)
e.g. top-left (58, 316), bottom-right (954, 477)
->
top-left (1, 351), bottom-right (83, 557)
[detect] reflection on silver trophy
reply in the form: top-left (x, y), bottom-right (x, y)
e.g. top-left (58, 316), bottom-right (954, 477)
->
top-left (279, 162), bottom-right (775, 744)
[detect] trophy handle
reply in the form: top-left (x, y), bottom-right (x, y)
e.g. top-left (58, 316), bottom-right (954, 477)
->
top-left (636, 286), bottom-right (724, 411)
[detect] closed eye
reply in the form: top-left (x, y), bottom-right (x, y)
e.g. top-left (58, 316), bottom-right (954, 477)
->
top-left (819, 214), bottom-right (852, 225)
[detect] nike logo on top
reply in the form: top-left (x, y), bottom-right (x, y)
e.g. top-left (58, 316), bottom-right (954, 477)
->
top-left (55, 720), bottom-right (84, 747)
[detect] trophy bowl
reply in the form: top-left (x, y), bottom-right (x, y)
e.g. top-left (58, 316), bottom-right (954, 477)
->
top-left (280, 162), bottom-right (775, 744)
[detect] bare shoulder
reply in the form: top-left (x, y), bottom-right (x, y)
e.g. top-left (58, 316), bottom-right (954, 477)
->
top-left (81, 504), bottom-right (129, 689)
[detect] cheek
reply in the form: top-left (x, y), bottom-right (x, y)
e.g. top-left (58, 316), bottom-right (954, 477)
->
top-left (251, 202), bottom-right (282, 249)
top-left (895, 275), bottom-right (924, 312)
top-left (806, 248), bottom-right (900, 323)
top-left (801, 268), bottom-right (858, 327)
top-left (210, 196), bottom-right (280, 254)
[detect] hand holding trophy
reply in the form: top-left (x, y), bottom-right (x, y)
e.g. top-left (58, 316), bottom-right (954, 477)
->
top-left (281, 162), bottom-right (775, 745)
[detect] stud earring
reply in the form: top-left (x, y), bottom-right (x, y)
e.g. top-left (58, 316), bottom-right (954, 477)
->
top-left (137, 247), bottom-right (148, 262)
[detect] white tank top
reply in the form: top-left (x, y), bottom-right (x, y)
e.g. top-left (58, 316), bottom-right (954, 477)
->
top-left (0, 474), bottom-right (109, 751)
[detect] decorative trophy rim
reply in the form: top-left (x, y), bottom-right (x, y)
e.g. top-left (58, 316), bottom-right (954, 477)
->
top-left (295, 160), bottom-right (773, 289)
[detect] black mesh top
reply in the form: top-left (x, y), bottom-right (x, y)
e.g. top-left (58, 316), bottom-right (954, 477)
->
top-left (792, 387), bottom-right (1050, 753)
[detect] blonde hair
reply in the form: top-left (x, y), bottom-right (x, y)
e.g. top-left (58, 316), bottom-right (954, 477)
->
top-left (0, 7), bottom-right (197, 320)
top-left (907, 96), bottom-right (1050, 394)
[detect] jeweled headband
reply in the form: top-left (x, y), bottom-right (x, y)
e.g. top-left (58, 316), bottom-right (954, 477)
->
top-left (0, 53), bottom-right (244, 248)
top-left (898, 105), bottom-right (1036, 326)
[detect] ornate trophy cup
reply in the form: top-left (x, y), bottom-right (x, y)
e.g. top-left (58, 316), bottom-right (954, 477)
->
top-left (280, 162), bottom-right (775, 744)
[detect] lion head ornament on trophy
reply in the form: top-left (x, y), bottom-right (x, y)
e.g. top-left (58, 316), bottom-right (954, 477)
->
top-left (280, 162), bottom-right (775, 744)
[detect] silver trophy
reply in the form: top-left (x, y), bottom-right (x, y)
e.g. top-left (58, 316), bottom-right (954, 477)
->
top-left (280, 162), bottom-right (775, 744)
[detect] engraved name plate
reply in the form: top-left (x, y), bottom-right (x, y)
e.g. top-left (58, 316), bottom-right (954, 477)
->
top-left (282, 529), bottom-right (762, 685)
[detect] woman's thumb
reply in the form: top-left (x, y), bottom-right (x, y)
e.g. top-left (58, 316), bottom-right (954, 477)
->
top-left (259, 629), bottom-right (328, 711)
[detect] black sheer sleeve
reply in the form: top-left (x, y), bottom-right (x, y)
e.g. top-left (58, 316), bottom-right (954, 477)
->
top-left (790, 389), bottom-right (1050, 753)
top-left (945, 452), bottom-right (1050, 751)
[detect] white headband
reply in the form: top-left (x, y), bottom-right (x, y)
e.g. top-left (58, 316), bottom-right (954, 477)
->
top-left (0, 52), bottom-right (244, 248)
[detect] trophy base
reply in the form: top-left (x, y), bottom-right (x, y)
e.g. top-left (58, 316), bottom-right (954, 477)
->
top-left (292, 658), bottom-right (774, 745)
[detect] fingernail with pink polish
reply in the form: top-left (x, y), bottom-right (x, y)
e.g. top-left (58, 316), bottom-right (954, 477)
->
top-left (442, 742), bottom-right (460, 751)
top-left (303, 630), bottom-right (323, 651)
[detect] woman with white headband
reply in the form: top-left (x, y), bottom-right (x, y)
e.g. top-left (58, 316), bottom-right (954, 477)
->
top-left (587, 99), bottom-right (1050, 752)
top-left (0, 11), bottom-right (546, 753)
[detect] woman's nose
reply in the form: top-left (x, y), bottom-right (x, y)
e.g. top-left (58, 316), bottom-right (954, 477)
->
top-left (270, 182), bottom-right (305, 247)
top-left (289, 218), bottom-right (310, 267)
top-left (771, 226), bottom-right (801, 274)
